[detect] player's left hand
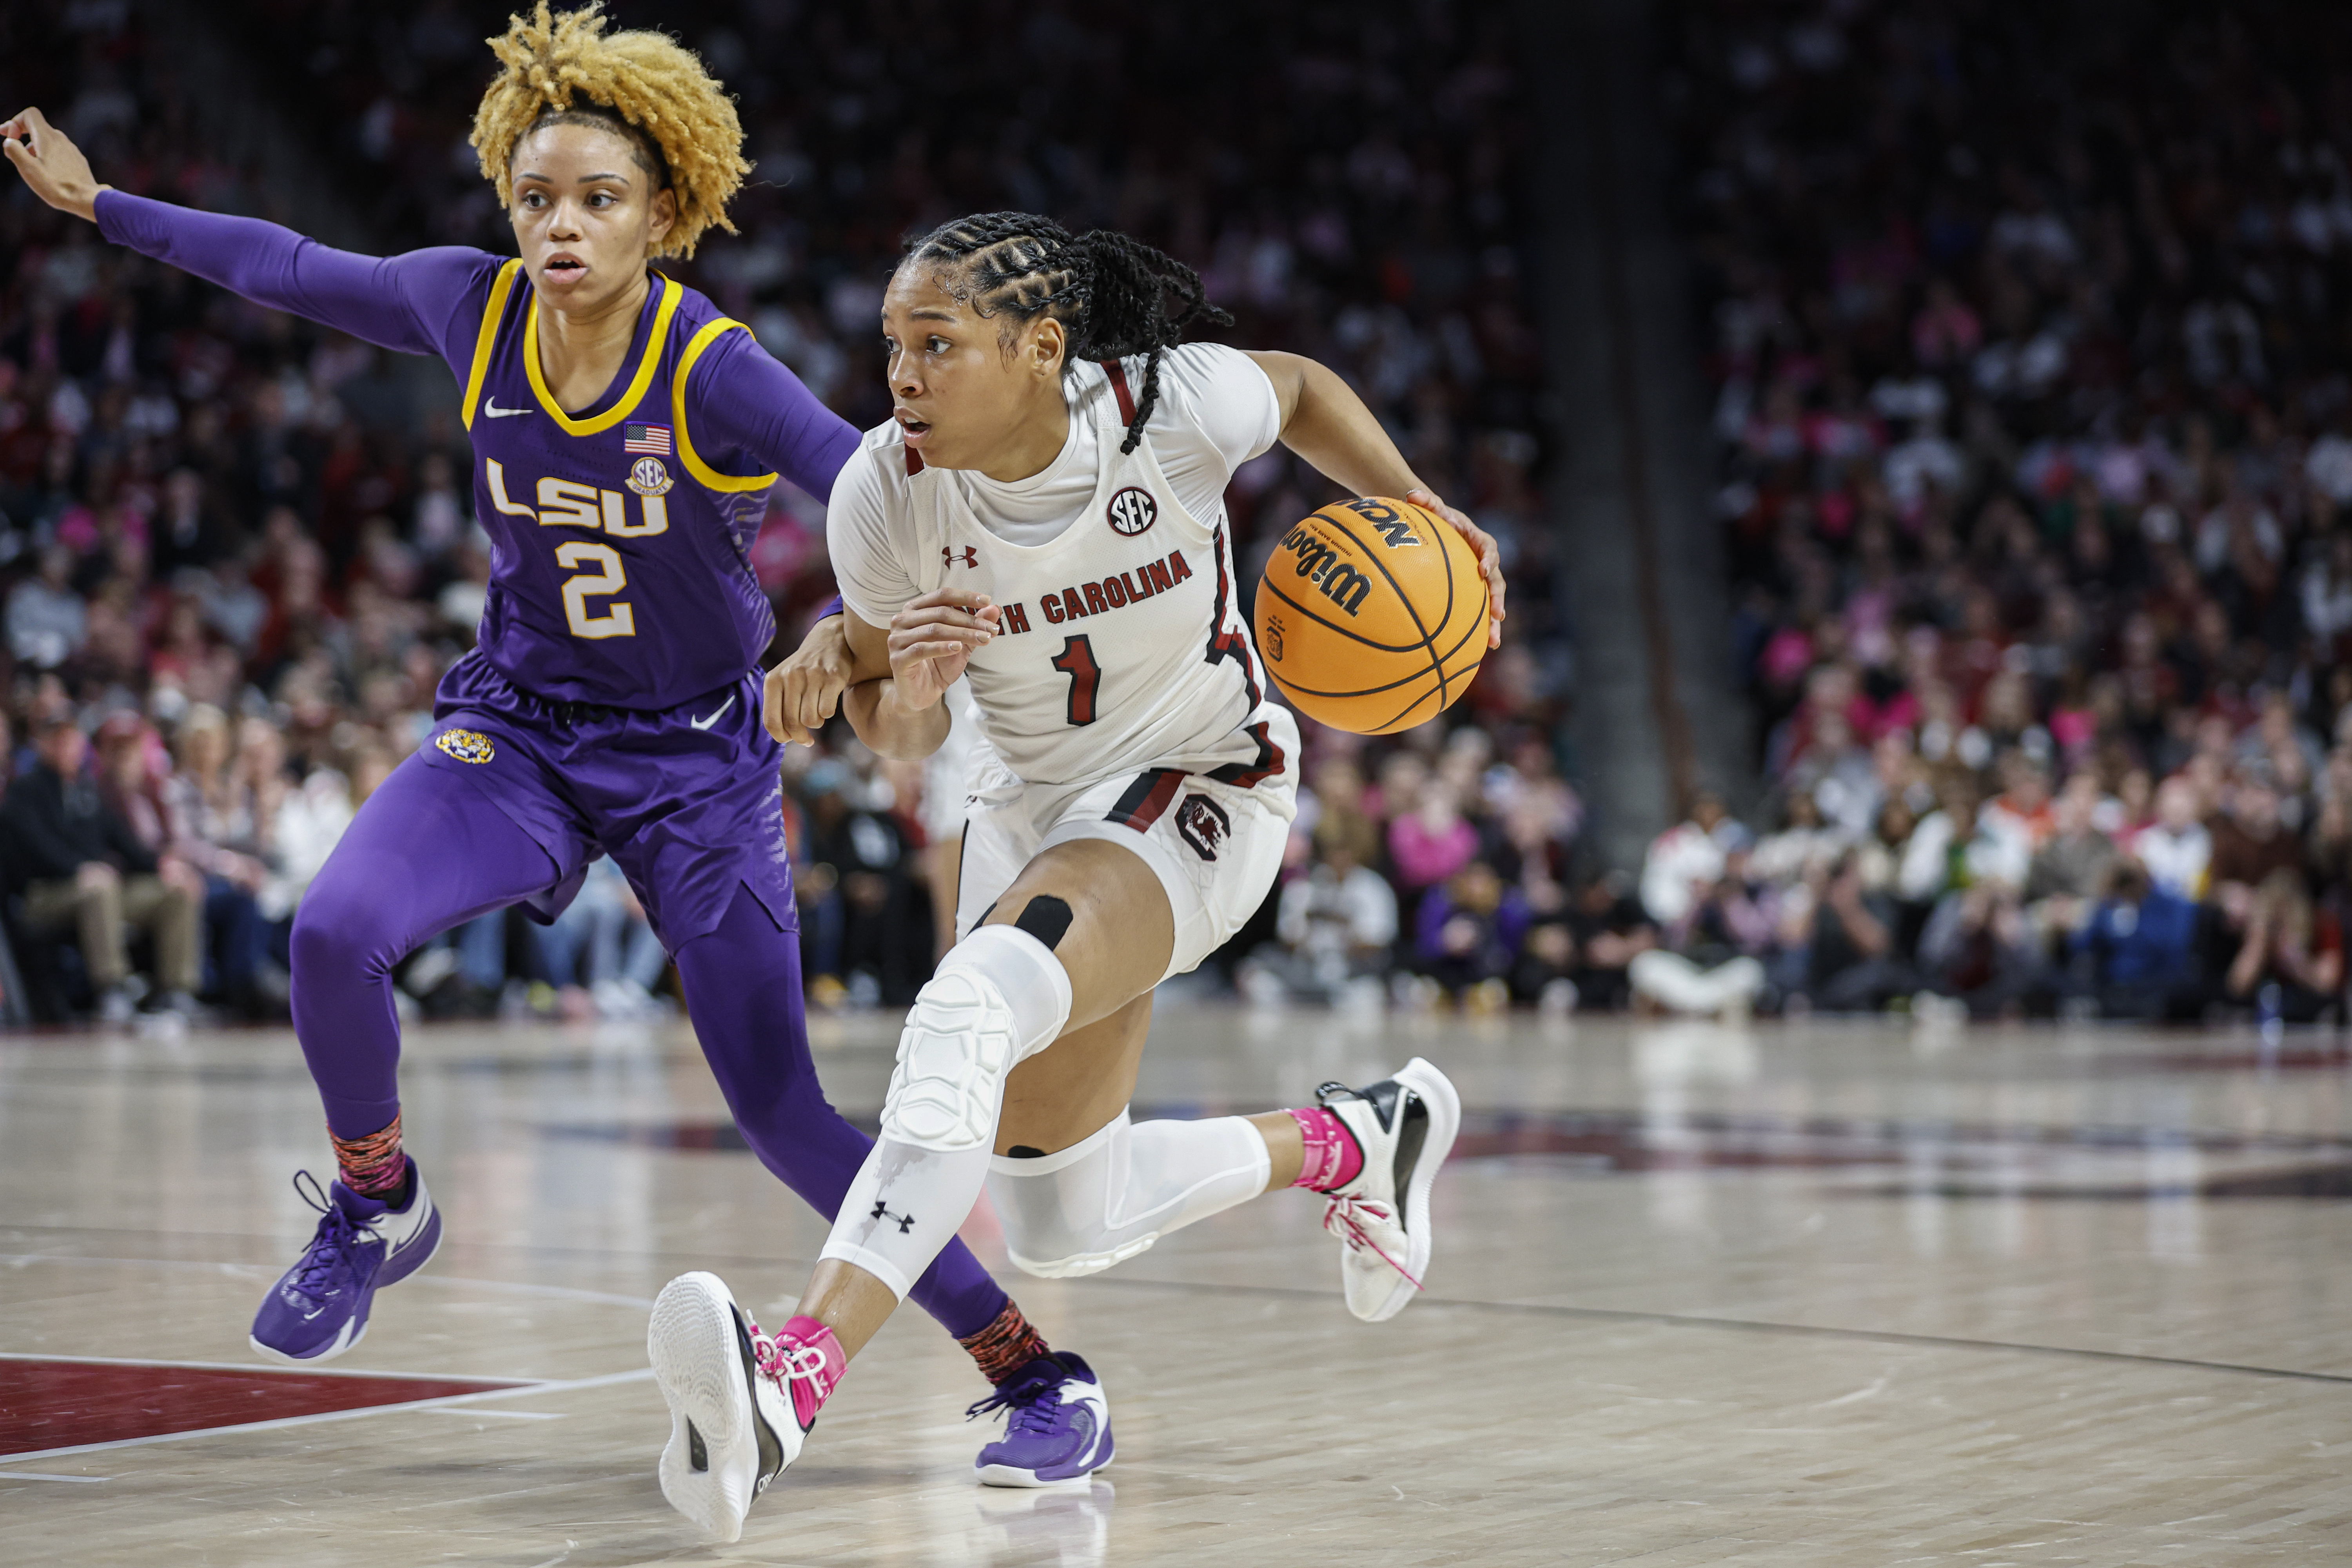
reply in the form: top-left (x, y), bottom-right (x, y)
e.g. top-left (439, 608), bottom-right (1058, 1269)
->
top-left (766, 611), bottom-right (855, 746)
top-left (1406, 487), bottom-right (1506, 650)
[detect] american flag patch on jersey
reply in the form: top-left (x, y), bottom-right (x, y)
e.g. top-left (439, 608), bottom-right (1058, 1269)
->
top-left (623, 423), bottom-right (673, 455)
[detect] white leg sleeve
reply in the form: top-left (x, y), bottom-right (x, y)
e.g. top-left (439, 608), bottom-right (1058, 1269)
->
top-left (987, 1108), bottom-right (1272, 1279)
top-left (819, 924), bottom-right (1073, 1298)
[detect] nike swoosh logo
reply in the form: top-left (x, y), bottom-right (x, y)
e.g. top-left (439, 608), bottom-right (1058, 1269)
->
top-left (689, 694), bottom-right (736, 731)
top-left (482, 400), bottom-right (531, 418)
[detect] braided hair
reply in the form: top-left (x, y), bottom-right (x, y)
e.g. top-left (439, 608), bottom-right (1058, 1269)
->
top-left (905, 212), bottom-right (1232, 454)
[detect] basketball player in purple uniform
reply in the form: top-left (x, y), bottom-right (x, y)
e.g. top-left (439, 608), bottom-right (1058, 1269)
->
top-left (2, 3), bottom-right (1100, 1484)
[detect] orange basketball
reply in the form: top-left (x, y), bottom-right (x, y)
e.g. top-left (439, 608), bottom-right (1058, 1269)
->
top-left (1253, 497), bottom-right (1489, 735)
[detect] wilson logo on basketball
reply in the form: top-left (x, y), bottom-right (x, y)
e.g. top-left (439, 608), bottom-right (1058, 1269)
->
top-left (1278, 524), bottom-right (1373, 615)
top-left (1106, 486), bottom-right (1158, 536)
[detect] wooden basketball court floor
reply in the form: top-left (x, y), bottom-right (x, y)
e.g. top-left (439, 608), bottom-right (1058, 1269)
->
top-left (3, 1006), bottom-right (2350, 1566)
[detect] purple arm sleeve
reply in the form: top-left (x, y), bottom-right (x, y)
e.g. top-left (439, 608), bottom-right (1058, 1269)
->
top-left (94, 190), bottom-right (491, 365)
top-left (683, 328), bottom-right (863, 504)
top-left (814, 595), bottom-right (844, 620)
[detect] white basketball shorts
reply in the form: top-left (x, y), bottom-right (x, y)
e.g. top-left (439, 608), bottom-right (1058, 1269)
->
top-left (955, 745), bottom-right (1297, 983)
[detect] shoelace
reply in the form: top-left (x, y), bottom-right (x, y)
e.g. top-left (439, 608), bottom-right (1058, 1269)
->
top-left (742, 1316), bottom-right (831, 1391)
top-left (965, 1366), bottom-right (1063, 1431)
top-left (286, 1170), bottom-right (362, 1300)
top-left (1321, 1194), bottom-right (1423, 1290)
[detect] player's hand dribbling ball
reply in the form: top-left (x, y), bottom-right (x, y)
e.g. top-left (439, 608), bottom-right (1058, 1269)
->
top-left (1254, 496), bottom-right (1491, 735)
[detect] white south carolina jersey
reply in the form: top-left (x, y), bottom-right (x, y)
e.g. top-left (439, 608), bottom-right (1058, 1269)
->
top-left (829, 349), bottom-right (1297, 805)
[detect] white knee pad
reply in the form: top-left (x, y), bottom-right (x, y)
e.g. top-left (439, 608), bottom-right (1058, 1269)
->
top-left (987, 1109), bottom-right (1271, 1279)
top-left (881, 923), bottom-right (1073, 1152)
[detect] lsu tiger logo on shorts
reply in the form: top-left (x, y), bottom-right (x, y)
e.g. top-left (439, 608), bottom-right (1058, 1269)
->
top-left (1176, 793), bottom-right (1230, 861)
top-left (436, 728), bottom-right (496, 764)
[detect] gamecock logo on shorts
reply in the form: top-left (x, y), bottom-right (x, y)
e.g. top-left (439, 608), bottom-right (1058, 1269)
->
top-left (1176, 793), bottom-right (1231, 861)
top-left (436, 728), bottom-right (495, 764)
top-left (1106, 486), bottom-right (1158, 537)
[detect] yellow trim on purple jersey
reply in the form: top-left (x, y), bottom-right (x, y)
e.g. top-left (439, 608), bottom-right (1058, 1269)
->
top-left (459, 259), bottom-right (525, 431)
top-left (521, 273), bottom-right (685, 436)
top-left (673, 318), bottom-right (781, 493)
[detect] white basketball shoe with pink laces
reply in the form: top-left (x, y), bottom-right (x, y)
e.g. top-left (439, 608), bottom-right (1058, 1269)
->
top-left (1312, 1057), bottom-right (1460, 1322)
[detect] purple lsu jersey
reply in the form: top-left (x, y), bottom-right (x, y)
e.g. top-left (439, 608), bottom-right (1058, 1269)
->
top-left (458, 261), bottom-right (780, 710)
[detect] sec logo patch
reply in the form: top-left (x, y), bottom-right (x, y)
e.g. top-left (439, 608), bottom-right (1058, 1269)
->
top-left (625, 456), bottom-right (673, 496)
top-left (436, 728), bottom-right (495, 764)
top-left (1106, 486), bottom-right (1158, 537)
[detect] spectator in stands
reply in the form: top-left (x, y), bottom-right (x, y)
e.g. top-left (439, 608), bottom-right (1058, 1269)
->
top-left (799, 758), bottom-right (924, 1008)
top-left (2134, 777), bottom-right (2214, 901)
top-left (1801, 848), bottom-right (1914, 1013)
top-left (1898, 779), bottom-right (2029, 905)
top-left (1556, 875), bottom-right (1658, 1013)
top-left (1640, 789), bottom-right (1748, 925)
top-left (94, 710), bottom-right (262, 1011)
top-left (0, 715), bottom-right (199, 1021)
top-left (2024, 774), bottom-right (2120, 940)
top-left (160, 705), bottom-right (272, 1012)
top-left (1629, 846), bottom-right (1771, 1016)
top-left (2075, 862), bottom-right (2208, 1022)
top-left (1241, 829), bottom-right (1398, 1011)
top-left (2222, 869), bottom-right (2344, 1024)
top-left (1750, 789), bottom-right (1837, 890)
top-left (1388, 775), bottom-right (1482, 906)
top-left (1414, 860), bottom-right (1526, 1011)
top-left (7, 546), bottom-right (85, 670)
top-left (1671, 0), bottom-right (2352, 1022)
top-left (2208, 781), bottom-right (2305, 926)
top-left (539, 858), bottom-right (671, 1021)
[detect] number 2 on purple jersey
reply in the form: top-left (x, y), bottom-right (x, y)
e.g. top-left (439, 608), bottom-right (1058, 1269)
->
top-left (1051, 635), bottom-right (1101, 726)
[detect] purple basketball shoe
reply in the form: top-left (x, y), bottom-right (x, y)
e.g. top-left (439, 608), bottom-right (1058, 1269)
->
top-left (969, 1351), bottom-right (1115, 1486)
top-left (249, 1160), bottom-right (442, 1363)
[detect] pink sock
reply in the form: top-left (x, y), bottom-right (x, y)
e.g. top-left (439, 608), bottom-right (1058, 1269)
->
top-left (753, 1314), bottom-right (846, 1431)
top-left (1288, 1105), bottom-right (1364, 1192)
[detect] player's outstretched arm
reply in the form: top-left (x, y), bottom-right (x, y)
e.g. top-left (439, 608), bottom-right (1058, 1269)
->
top-left (4, 105), bottom-right (463, 358)
top-left (1246, 349), bottom-right (1508, 649)
top-left (835, 594), bottom-right (996, 760)
top-left (2, 108), bottom-right (105, 220)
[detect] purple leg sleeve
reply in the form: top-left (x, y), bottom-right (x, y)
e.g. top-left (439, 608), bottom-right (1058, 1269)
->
top-left (673, 884), bottom-right (1011, 1341)
top-left (290, 753), bottom-right (560, 1138)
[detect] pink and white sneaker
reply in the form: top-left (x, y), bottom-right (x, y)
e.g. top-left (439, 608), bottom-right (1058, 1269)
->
top-left (1313, 1058), bottom-right (1461, 1322)
top-left (648, 1272), bottom-right (838, 1543)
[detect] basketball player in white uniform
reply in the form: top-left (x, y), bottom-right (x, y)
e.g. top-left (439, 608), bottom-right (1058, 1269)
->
top-left (648, 214), bottom-right (1508, 1537)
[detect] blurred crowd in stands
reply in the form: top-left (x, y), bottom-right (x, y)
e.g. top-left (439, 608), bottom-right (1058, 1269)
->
top-left (0, 1), bottom-right (1572, 1024)
top-left (1641, 0), bottom-right (2352, 1022)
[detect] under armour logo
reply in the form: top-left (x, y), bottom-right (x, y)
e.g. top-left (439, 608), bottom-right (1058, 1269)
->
top-left (942, 545), bottom-right (978, 569)
top-left (869, 1200), bottom-right (918, 1234)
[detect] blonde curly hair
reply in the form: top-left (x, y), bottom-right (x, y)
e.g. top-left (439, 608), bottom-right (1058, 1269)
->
top-left (469, 2), bottom-right (749, 260)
